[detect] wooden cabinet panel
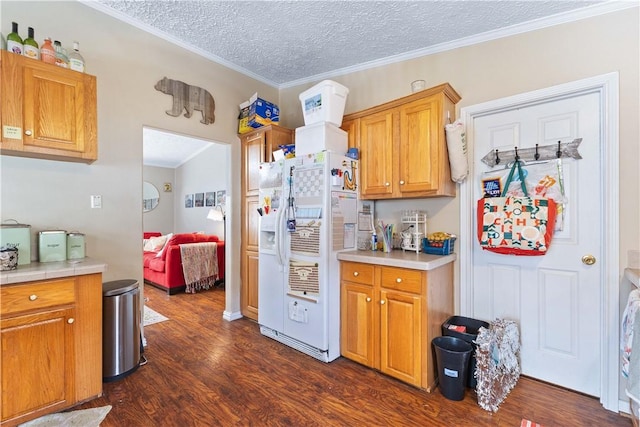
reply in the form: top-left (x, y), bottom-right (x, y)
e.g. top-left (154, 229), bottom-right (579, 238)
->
top-left (340, 260), bottom-right (453, 391)
top-left (0, 274), bottom-right (102, 426)
top-left (342, 83), bottom-right (460, 199)
top-left (340, 262), bottom-right (375, 285)
top-left (0, 51), bottom-right (97, 163)
top-left (359, 111), bottom-right (394, 198)
top-left (240, 125), bottom-right (294, 320)
top-left (379, 289), bottom-right (422, 387)
top-left (242, 251), bottom-right (260, 320)
top-left (1, 307), bottom-right (75, 424)
top-left (340, 282), bottom-right (376, 367)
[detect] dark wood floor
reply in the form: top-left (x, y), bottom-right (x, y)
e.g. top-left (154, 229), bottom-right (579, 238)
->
top-left (76, 284), bottom-right (631, 426)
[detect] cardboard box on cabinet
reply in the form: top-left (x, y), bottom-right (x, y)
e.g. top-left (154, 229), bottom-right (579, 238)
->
top-left (238, 93), bottom-right (280, 134)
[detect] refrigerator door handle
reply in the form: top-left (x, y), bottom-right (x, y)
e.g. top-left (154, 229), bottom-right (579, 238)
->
top-left (274, 206), bottom-right (284, 266)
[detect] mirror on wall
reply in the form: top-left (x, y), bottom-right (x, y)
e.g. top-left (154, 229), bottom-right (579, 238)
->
top-left (143, 181), bottom-right (160, 212)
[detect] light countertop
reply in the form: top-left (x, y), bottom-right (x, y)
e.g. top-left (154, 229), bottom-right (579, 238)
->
top-left (0, 258), bottom-right (107, 285)
top-left (625, 268), bottom-right (640, 288)
top-left (337, 249), bottom-right (456, 270)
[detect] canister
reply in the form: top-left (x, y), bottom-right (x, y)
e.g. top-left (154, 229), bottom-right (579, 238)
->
top-left (66, 232), bottom-right (86, 260)
top-left (38, 230), bottom-right (67, 262)
top-left (0, 220), bottom-right (31, 265)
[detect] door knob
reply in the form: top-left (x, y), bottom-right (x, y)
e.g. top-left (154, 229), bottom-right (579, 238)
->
top-left (582, 254), bottom-right (596, 265)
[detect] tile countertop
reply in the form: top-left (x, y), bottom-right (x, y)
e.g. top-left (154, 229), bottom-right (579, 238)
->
top-left (337, 249), bottom-right (456, 270)
top-left (625, 268), bottom-right (640, 288)
top-left (0, 258), bottom-right (108, 285)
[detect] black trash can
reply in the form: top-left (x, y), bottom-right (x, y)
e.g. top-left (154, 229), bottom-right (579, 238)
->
top-left (102, 279), bottom-right (141, 382)
top-left (442, 315), bottom-right (489, 389)
top-left (432, 336), bottom-right (473, 401)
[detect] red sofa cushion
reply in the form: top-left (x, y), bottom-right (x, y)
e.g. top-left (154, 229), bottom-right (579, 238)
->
top-left (148, 258), bottom-right (166, 273)
top-left (144, 232), bottom-right (162, 239)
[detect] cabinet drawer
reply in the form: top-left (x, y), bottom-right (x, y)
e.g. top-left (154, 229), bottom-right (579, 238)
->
top-left (1, 278), bottom-right (76, 316)
top-left (380, 267), bottom-right (423, 294)
top-left (341, 262), bottom-right (375, 285)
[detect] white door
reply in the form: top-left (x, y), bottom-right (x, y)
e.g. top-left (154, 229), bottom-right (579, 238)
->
top-left (470, 91), bottom-right (602, 396)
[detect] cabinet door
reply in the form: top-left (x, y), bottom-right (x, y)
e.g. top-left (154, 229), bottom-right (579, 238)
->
top-left (398, 97), bottom-right (440, 194)
top-left (1, 307), bottom-right (75, 424)
top-left (1, 51), bottom-right (97, 162)
top-left (242, 251), bottom-right (260, 320)
top-left (379, 289), bottom-right (422, 387)
top-left (341, 118), bottom-right (359, 150)
top-left (359, 111), bottom-right (395, 198)
top-left (241, 132), bottom-right (267, 196)
top-left (241, 196), bottom-right (260, 320)
top-left (340, 282), bottom-right (376, 367)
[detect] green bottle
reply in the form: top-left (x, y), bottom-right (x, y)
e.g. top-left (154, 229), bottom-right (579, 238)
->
top-left (23, 27), bottom-right (39, 60)
top-left (6, 22), bottom-right (23, 55)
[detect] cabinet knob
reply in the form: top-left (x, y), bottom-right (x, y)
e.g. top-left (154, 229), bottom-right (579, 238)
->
top-left (385, 182), bottom-right (390, 187)
top-left (29, 294), bottom-right (37, 301)
top-left (25, 130), bottom-right (32, 136)
top-left (353, 271), bottom-right (359, 277)
top-left (366, 297), bottom-right (372, 302)
top-left (396, 278), bottom-right (402, 283)
top-left (380, 300), bottom-right (386, 305)
top-left (399, 180), bottom-right (405, 185)
top-left (67, 318), bottom-right (75, 324)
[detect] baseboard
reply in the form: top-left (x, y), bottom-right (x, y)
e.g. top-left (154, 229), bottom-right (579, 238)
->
top-left (223, 310), bottom-right (243, 321)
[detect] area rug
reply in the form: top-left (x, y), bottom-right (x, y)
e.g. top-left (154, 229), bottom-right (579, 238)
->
top-left (19, 405), bottom-right (111, 426)
top-left (143, 305), bottom-right (169, 326)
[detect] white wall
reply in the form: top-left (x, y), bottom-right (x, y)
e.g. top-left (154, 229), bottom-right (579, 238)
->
top-left (143, 166), bottom-right (175, 235)
top-left (174, 142), bottom-right (228, 237)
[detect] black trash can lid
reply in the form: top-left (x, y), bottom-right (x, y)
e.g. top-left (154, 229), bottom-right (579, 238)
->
top-left (103, 279), bottom-right (139, 296)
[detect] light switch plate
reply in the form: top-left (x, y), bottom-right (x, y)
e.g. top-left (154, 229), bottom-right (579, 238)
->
top-left (91, 195), bottom-right (102, 209)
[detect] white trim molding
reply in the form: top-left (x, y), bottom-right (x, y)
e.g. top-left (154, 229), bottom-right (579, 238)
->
top-left (459, 72), bottom-right (620, 411)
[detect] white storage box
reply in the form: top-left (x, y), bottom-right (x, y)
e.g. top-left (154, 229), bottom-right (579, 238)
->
top-left (299, 80), bottom-right (349, 126)
top-left (295, 122), bottom-right (347, 156)
top-left (0, 220), bottom-right (31, 265)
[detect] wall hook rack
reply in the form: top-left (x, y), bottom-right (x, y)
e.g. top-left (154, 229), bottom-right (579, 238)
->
top-left (481, 138), bottom-right (582, 168)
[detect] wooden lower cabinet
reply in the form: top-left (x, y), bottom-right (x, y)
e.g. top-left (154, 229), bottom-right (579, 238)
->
top-left (340, 261), bottom-right (453, 391)
top-left (0, 274), bottom-right (102, 426)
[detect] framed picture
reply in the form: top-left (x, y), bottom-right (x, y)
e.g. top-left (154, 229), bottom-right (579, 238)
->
top-left (205, 192), bottom-right (216, 207)
top-left (184, 194), bottom-right (194, 208)
top-left (194, 192), bottom-right (204, 207)
top-left (216, 190), bottom-right (226, 207)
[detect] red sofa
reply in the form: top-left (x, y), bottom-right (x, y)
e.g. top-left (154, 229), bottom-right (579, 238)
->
top-left (143, 232), bottom-right (225, 295)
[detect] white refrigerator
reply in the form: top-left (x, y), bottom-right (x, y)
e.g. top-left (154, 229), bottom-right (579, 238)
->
top-left (257, 151), bottom-right (359, 362)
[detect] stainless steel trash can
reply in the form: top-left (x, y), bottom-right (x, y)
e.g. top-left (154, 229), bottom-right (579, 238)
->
top-left (102, 279), bottom-right (141, 382)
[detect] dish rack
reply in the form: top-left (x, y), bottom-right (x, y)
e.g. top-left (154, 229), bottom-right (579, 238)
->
top-left (401, 210), bottom-right (427, 253)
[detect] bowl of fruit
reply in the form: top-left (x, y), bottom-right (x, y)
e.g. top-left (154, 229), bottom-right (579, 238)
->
top-left (422, 232), bottom-right (457, 255)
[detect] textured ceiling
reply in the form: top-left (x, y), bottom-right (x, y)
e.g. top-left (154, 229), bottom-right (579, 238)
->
top-left (89, 0), bottom-right (614, 87)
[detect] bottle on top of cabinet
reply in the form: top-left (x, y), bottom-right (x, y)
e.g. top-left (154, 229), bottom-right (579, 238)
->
top-left (6, 22), bottom-right (23, 55)
top-left (53, 40), bottom-right (69, 68)
top-left (40, 37), bottom-right (56, 64)
top-left (68, 41), bottom-right (85, 72)
top-left (23, 27), bottom-right (39, 60)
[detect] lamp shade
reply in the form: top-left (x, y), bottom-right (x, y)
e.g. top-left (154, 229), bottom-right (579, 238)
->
top-left (207, 207), bottom-right (224, 222)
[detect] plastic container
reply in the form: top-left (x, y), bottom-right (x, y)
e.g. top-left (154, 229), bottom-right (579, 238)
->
top-left (432, 336), bottom-right (473, 401)
top-left (422, 237), bottom-right (456, 255)
top-left (442, 315), bottom-right (490, 389)
top-left (295, 122), bottom-right (347, 155)
top-left (299, 80), bottom-right (349, 126)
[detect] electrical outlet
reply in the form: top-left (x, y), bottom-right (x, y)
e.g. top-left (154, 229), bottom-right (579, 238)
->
top-left (91, 195), bottom-right (102, 209)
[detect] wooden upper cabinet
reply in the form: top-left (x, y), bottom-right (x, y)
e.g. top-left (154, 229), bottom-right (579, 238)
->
top-left (0, 51), bottom-right (97, 163)
top-left (240, 125), bottom-right (293, 196)
top-left (342, 83), bottom-right (461, 199)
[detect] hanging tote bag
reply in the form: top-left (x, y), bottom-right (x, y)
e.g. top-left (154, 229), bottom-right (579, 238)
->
top-left (477, 161), bottom-right (557, 256)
